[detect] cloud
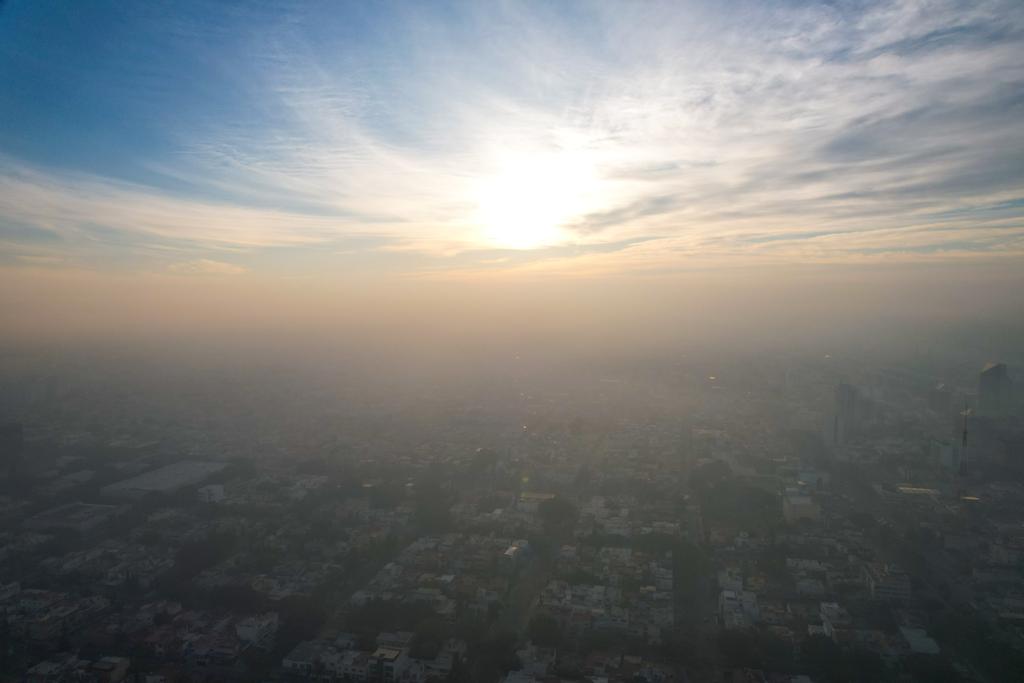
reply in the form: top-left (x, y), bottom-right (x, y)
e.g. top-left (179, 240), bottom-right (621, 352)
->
top-left (15, 254), bottom-right (64, 265)
top-left (168, 258), bottom-right (247, 275)
top-left (570, 196), bottom-right (678, 235)
top-left (0, 0), bottom-right (1022, 274)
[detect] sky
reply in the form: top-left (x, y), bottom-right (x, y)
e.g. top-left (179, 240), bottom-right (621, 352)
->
top-left (1, 0), bottom-right (1023, 350)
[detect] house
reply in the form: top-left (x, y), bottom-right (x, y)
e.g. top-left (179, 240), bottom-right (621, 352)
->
top-left (370, 646), bottom-right (408, 682)
top-left (819, 602), bottom-right (851, 640)
top-left (900, 627), bottom-right (940, 655)
top-left (88, 656), bottom-right (131, 683)
top-left (235, 612), bottom-right (278, 649)
top-left (283, 640), bottom-right (329, 676)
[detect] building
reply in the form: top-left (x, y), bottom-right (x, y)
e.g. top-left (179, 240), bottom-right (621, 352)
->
top-left (282, 640), bottom-right (326, 676)
top-left (24, 655), bottom-right (129, 683)
top-left (863, 563), bottom-right (911, 602)
top-left (826, 382), bottom-right (870, 448)
top-left (25, 657), bottom-right (77, 683)
top-left (718, 567), bottom-right (744, 592)
top-left (197, 484), bottom-right (226, 503)
top-left (235, 612), bottom-right (278, 649)
top-left (929, 438), bottom-right (960, 472)
top-left (89, 656), bottom-right (131, 683)
top-left (102, 461), bottom-right (227, 499)
top-left (25, 502), bottom-right (121, 532)
top-left (978, 362), bottom-right (1013, 416)
top-left (369, 646), bottom-right (408, 682)
top-left (517, 492), bottom-right (556, 513)
top-left (900, 627), bottom-right (940, 655)
top-left (501, 673), bottom-right (539, 683)
top-left (502, 539), bottom-right (531, 572)
top-left (0, 582), bottom-right (19, 601)
top-left (819, 602), bottom-right (851, 640)
top-left (280, 633), bottom-right (459, 683)
top-left (719, 589), bottom-right (759, 630)
top-left (783, 495), bottom-right (820, 523)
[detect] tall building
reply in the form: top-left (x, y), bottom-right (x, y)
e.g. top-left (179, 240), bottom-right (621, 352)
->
top-left (978, 362), bottom-right (1012, 416)
top-left (827, 382), bottom-right (867, 448)
top-left (929, 438), bottom-right (959, 472)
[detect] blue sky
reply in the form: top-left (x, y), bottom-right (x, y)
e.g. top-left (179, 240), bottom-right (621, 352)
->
top-left (1, 0), bottom-right (1023, 277)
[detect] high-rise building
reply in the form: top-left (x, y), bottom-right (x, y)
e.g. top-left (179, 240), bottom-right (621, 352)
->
top-left (826, 382), bottom-right (867, 448)
top-left (836, 382), bottom-right (858, 419)
top-left (929, 438), bottom-right (959, 472)
top-left (978, 362), bottom-right (1012, 416)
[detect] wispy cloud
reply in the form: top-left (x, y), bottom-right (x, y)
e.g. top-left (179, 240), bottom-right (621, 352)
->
top-left (168, 258), bottom-right (247, 275)
top-left (0, 0), bottom-right (1022, 274)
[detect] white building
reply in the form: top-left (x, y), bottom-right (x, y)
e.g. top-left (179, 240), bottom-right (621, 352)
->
top-left (819, 602), bottom-right (851, 640)
top-left (198, 484), bottom-right (226, 503)
top-left (900, 627), bottom-right (940, 655)
top-left (783, 495), bottom-right (820, 523)
top-left (235, 612), bottom-right (278, 649)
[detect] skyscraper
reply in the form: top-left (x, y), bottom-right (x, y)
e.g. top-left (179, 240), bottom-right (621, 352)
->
top-left (827, 382), bottom-right (865, 448)
top-left (978, 362), bottom-right (1012, 416)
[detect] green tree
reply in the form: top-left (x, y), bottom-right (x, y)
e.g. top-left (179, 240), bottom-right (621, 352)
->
top-left (802, 635), bottom-right (844, 682)
top-left (527, 614), bottom-right (563, 648)
top-left (538, 497), bottom-right (577, 529)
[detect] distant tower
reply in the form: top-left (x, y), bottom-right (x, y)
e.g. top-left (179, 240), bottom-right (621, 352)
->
top-left (827, 382), bottom-right (861, 448)
top-left (958, 403), bottom-right (970, 496)
top-left (978, 362), bottom-right (1012, 416)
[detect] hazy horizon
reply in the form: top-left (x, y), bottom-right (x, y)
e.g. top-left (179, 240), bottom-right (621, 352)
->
top-left (2, 1), bottom-right (1023, 353)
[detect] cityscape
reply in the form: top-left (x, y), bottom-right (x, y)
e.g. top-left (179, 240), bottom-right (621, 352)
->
top-left (1, 344), bottom-right (1022, 682)
top-left (2, 1), bottom-right (1024, 682)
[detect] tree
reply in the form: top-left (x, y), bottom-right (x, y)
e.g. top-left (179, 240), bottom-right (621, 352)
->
top-left (527, 615), bottom-right (563, 648)
top-left (414, 471), bottom-right (454, 533)
top-left (802, 635), bottom-right (844, 682)
top-left (904, 655), bottom-right (960, 683)
top-left (717, 631), bottom-right (794, 672)
top-left (717, 631), bottom-right (758, 668)
top-left (411, 617), bottom-right (451, 659)
top-left (538, 497), bottom-right (577, 529)
top-left (699, 478), bottom-right (781, 531)
top-left (470, 447), bottom-right (498, 474)
top-left (690, 460), bottom-right (732, 492)
top-left (847, 648), bottom-right (887, 682)
top-left (207, 584), bottom-right (267, 613)
top-left (474, 630), bottom-right (519, 681)
top-left (275, 596), bottom-right (327, 656)
top-left (660, 629), bottom-right (712, 669)
top-left (632, 532), bottom-right (675, 555)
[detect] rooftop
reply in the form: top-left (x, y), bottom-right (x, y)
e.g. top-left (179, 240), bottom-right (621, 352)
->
top-left (102, 461), bottom-right (227, 497)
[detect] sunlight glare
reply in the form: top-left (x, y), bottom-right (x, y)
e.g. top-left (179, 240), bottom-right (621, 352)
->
top-left (474, 150), bottom-right (598, 250)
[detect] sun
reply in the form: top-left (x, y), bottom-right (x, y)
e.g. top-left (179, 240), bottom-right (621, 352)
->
top-left (473, 150), bottom-right (597, 250)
